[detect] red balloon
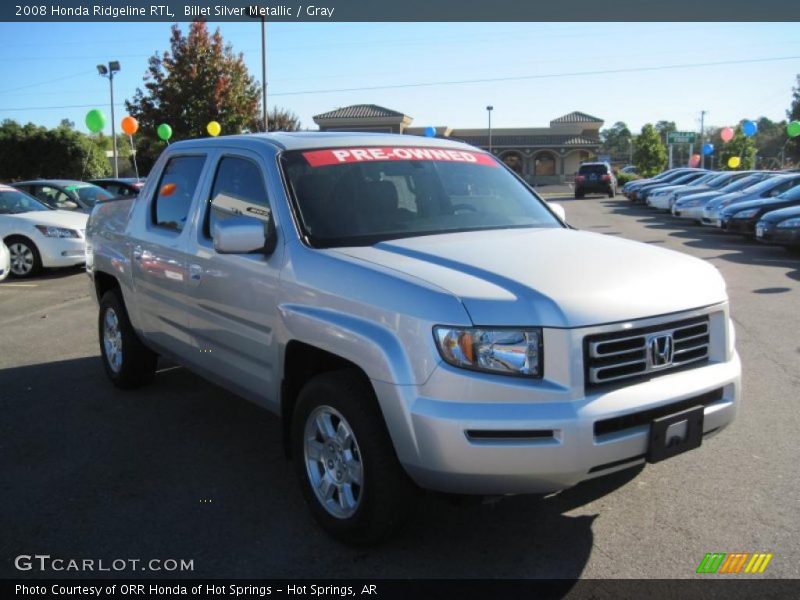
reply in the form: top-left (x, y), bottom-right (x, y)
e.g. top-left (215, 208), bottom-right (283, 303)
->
top-left (121, 116), bottom-right (139, 136)
top-left (720, 127), bottom-right (734, 143)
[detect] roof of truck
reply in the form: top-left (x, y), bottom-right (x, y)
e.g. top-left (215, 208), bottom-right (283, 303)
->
top-left (168, 131), bottom-right (480, 153)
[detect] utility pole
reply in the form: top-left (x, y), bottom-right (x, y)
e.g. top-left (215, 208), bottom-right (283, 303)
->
top-left (699, 110), bottom-right (707, 169)
top-left (486, 106), bottom-right (493, 153)
top-left (97, 61), bottom-right (121, 177)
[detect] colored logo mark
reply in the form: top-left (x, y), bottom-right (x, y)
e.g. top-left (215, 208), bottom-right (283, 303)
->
top-left (696, 552), bottom-right (773, 574)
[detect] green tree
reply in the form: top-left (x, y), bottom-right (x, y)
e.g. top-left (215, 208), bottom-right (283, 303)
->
top-left (126, 21), bottom-right (262, 172)
top-left (0, 120), bottom-right (109, 180)
top-left (600, 121), bottom-right (632, 162)
top-left (655, 120), bottom-right (677, 145)
top-left (633, 123), bottom-right (667, 177)
top-left (719, 125), bottom-right (757, 170)
top-left (267, 107), bottom-right (302, 132)
top-left (753, 117), bottom-right (788, 168)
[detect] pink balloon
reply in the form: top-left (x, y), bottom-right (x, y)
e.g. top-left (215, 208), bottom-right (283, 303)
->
top-left (720, 127), bottom-right (734, 143)
top-left (689, 154), bottom-right (701, 167)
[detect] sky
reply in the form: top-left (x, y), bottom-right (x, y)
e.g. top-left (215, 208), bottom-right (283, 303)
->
top-left (0, 21), bottom-right (798, 135)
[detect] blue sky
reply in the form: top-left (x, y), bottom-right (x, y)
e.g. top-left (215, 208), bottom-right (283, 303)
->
top-left (0, 21), bottom-right (798, 134)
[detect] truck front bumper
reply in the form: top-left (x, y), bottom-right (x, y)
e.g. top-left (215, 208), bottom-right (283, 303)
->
top-left (375, 355), bottom-right (739, 495)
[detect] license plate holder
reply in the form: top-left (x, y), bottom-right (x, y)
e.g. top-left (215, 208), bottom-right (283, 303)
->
top-left (647, 405), bottom-right (704, 463)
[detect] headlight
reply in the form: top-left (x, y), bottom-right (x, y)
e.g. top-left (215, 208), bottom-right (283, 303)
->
top-left (731, 208), bottom-right (759, 219)
top-left (34, 225), bottom-right (80, 238)
top-left (434, 327), bottom-right (543, 378)
top-left (777, 218), bottom-right (800, 229)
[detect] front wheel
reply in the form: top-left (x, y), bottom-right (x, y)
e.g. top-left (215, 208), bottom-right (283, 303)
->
top-left (291, 370), bottom-right (417, 545)
top-left (99, 290), bottom-right (158, 389)
top-left (6, 237), bottom-right (42, 278)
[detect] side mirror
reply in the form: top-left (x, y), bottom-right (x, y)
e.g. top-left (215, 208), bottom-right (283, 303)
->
top-left (548, 202), bottom-right (566, 222)
top-left (212, 214), bottom-right (276, 255)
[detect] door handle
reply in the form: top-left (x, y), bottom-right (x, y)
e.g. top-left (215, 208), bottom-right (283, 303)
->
top-left (132, 245), bottom-right (143, 260)
top-left (189, 264), bottom-right (203, 281)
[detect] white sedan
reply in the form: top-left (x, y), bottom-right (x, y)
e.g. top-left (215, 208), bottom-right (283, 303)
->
top-left (0, 239), bottom-right (9, 281)
top-left (0, 185), bottom-right (88, 278)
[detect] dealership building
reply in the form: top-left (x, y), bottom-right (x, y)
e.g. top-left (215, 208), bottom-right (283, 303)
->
top-left (312, 104), bottom-right (603, 184)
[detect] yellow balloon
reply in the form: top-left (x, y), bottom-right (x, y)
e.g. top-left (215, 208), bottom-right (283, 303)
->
top-left (207, 121), bottom-right (221, 137)
top-left (728, 156), bottom-right (741, 169)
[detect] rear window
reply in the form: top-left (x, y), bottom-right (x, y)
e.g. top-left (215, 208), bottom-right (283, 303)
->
top-left (578, 164), bottom-right (609, 175)
top-left (281, 146), bottom-right (561, 247)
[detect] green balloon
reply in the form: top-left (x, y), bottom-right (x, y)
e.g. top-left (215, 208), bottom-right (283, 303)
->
top-left (85, 109), bottom-right (106, 133)
top-left (788, 121), bottom-right (800, 138)
top-left (157, 123), bottom-right (173, 141)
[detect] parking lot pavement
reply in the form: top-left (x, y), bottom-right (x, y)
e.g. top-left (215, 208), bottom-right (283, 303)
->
top-left (1, 197), bottom-right (798, 579)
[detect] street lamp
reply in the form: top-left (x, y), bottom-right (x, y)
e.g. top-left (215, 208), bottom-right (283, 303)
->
top-left (97, 61), bottom-right (121, 177)
top-left (486, 105), bottom-right (493, 153)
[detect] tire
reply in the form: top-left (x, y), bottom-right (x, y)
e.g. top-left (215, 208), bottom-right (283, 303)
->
top-left (291, 370), bottom-right (417, 545)
top-left (98, 290), bottom-right (158, 389)
top-left (608, 187), bottom-right (616, 198)
top-left (6, 236), bottom-right (42, 278)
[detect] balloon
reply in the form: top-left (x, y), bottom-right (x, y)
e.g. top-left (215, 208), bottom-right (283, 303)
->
top-left (160, 183), bottom-right (176, 197)
top-left (121, 116), bottom-right (138, 136)
top-left (689, 154), bottom-right (701, 167)
top-left (720, 127), bottom-right (734, 143)
top-left (424, 126), bottom-right (436, 138)
top-left (206, 121), bottom-right (221, 137)
top-left (742, 120), bottom-right (757, 137)
top-left (728, 156), bottom-right (741, 169)
top-left (85, 109), bottom-right (106, 133)
top-left (788, 121), bottom-right (800, 138)
top-left (157, 123), bottom-right (172, 141)
top-left (702, 143), bottom-right (714, 155)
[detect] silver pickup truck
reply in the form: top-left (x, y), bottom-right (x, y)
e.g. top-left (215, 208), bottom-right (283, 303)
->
top-left (87, 132), bottom-right (740, 544)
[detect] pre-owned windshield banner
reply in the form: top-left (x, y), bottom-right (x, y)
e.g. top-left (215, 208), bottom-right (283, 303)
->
top-left (302, 147), bottom-right (499, 167)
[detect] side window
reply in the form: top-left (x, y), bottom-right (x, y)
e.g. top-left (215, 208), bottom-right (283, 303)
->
top-left (37, 186), bottom-right (71, 209)
top-left (205, 156), bottom-right (270, 238)
top-left (152, 155), bottom-right (206, 232)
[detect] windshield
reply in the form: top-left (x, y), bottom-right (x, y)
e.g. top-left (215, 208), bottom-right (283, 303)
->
top-left (717, 175), bottom-right (764, 194)
top-left (740, 177), bottom-right (785, 195)
top-left (671, 172), bottom-right (705, 185)
top-left (706, 173), bottom-right (737, 188)
top-left (778, 185), bottom-right (800, 201)
top-left (281, 147), bottom-right (562, 247)
top-left (689, 173), bottom-right (717, 185)
top-left (65, 183), bottom-right (113, 207)
top-left (0, 188), bottom-right (51, 214)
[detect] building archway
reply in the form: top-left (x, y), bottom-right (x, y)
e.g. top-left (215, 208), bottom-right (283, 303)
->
top-left (500, 151), bottom-right (524, 176)
top-left (533, 151), bottom-right (557, 176)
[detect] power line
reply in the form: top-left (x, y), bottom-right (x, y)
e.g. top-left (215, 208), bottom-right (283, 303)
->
top-left (0, 70), bottom-right (96, 95)
top-left (1, 54), bottom-right (799, 111)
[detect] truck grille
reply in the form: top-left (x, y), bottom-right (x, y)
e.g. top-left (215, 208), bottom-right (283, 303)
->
top-left (585, 316), bottom-right (710, 387)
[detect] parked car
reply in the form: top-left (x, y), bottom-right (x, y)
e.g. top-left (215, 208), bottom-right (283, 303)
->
top-left (647, 172), bottom-right (719, 210)
top-left (13, 179), bottom-right (113, 213)
top-left (755, 205), bottom-right (800, 251)
top-left (86, 133), bottom-right (741, 544)
top-left (89, 177), bottom-right (146, 198)
top-left (721, 185), bottom-right (800, 237)
top-left (636, 170), bottom-right (709, 205)
top-left (671, 173), bottom-right (773, 221)
top-left (620, 165), bottom-right (638, 174)
top-left (624, 168), bottom-right (700, 202)
top-left (0, 239), bottom-right (9, 282)
top-left (659, 171), bottom-right (751, 210)
top-left (701, 174), bottom-right (800, 227)
top-left (0, 184), bottom-right (88, 277)
top-left (574, 162), bottom-right (616, 198)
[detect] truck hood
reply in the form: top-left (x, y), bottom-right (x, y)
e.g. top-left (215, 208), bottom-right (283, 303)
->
top-left (334, 228), bottom-right (727, 328)
top-left (9, 210), bottom-right (88, 230)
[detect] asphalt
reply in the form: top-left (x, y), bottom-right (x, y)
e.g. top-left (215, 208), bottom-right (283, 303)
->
top-left (1, 196), bottom-right (798, 579)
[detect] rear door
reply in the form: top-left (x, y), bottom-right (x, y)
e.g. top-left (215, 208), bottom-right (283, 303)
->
top-left (184, 150), bottom-right (284, 408)
top-left (130, 154), bottom-right (208, 358)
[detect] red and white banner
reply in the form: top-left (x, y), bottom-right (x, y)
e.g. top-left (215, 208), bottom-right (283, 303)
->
top-left (302, 147), bottom-right (498, 168)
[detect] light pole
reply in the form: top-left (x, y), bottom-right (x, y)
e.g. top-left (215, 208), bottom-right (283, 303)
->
top-left (248, 12), bottom-right (268, 132)
top-left (486, 105), bottom-right (493, 153)
top-left (97, 61), bottom-right (120, 177)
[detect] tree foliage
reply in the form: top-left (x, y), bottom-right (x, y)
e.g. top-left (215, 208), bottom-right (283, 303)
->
top-left (719, 125), bottom-right (757, 170)
top-left (267, 106), bottom-right (302, 132)
top-left (600, 121), bottom-right (632, 162)
top-left (633, 123), bottom-right (667, 177)
top-left (0, 119), bottom-right (109, 181)
top-left (126, 21), bottom-right (262, 172)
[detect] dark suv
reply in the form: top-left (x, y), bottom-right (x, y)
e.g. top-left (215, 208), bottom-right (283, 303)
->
top-left (575, 162), bottom-right (616, 198)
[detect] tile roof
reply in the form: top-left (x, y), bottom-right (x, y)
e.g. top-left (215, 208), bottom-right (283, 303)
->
top-left (450, 133), bottom-right (600, 147)
top-left (550, 111), bottom-right (604, 124)
top-left (313, 104), bottom-right (407, 120)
